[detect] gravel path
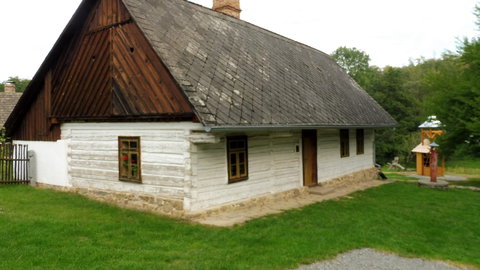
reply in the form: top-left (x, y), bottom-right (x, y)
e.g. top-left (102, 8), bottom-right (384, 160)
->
top-left (296, 249), bottom-right (467, 270)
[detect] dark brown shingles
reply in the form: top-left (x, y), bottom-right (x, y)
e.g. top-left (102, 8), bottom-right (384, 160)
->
top-left (122, 0), bottom-right (397, 128)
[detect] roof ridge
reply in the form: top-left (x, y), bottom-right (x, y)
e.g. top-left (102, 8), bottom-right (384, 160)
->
top-left (183, 0), bottom-right (330, 59)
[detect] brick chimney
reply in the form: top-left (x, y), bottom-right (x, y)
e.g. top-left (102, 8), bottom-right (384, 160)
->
top-left (4, 82), bottom-right (16, 93)
top-left (213, 0), bottom-right (241, 19)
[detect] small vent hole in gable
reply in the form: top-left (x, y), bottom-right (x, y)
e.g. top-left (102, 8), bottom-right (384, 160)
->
top-left (130, 47), bottom-right (135, 53)
top-left (91, 55), bottom-right (96, 62)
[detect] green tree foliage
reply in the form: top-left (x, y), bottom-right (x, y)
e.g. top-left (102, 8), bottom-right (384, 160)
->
top-left (422, 54), bottom-right (474, 157)
top-left (332, 3), bottom-right (480, 163)
top-left (0, 76), bottom-right (30, 92)
top-left (331, 46), bottom-right (424, 164)
top-left (331, 46), bottom-right (372, 88)
top-left (422, 5), bottom-right (480, 158)
top-left (0, 128), bottom-right (7, 143)
top-left (368, 67), bottom-right (420, 164)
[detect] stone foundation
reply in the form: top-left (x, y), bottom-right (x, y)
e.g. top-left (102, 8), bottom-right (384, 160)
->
top-left (185, 187), bottom-right (310, 219)
top-left (35, 167), bottom-right (377, 220)
top-left (36, 183), bottom-right (184, 217)
top-left (186, 168), bottom-right (378, 219)
top-left (320, 167), bottom-right (378, 188)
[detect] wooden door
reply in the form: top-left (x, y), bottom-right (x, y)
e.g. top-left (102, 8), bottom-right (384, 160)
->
top-left (302, 130), bottom-right (318, 186)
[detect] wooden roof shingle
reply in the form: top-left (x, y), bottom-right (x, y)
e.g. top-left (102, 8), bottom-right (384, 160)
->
top-left (0, 92), bottom-right (22, 127)
top-left (122, 0), bottom-right (396, 128)
top-left (6, 0), bottom-right (396, 133)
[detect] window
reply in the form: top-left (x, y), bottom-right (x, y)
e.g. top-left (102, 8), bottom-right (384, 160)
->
top-left (340, 129), bottom-right (350, 158)
top-left (356, 129), bottom-right (364, 155)
top-left (227, 136), bottom-right (248, 183)
top-left (119, 137), bottom-right (141, 182)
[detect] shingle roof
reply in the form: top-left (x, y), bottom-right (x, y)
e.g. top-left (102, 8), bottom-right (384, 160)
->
top-left (0, 92), bottom-right (22, 127)
top-left (122, 0), bottom-right (397, 128)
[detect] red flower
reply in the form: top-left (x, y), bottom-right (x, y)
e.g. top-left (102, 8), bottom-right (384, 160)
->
top-left (123, 156), bottom-right (128, 160)
top-left (131, 160), bottom-right (136, 163)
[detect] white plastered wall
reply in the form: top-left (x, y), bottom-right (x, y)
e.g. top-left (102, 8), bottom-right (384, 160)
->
top-left (317, 129), bottom-right (375, 182)
top-left (13, 140), bottom-right (70, 187)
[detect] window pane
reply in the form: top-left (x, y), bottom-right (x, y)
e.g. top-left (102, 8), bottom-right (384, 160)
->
top-left (239, 153), bottom-right (245, 163)
top-left (230, 153), bottom-right (237, 164)
top-left (131, 154), bottom-right (138, 164)
top-left (356, 129), bottom-right (364, 155)
top-left (227, 136), bottom-right (248, 182)
top-left (340, 129), bottom-right (349, 157)
top-left (231, 164), bottom-right (237, 177)
top-left (132, 163), bottom-right (138, 178)
top-left (239, 163), bottom-right (245, 175)
top-left (119, 137), bottom-right (141, 182)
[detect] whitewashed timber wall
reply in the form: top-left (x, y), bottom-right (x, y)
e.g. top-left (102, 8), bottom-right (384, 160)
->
top-left (14, 140), bottom-right (70, 187)
top-left (19, 124), bottom-right (375, 212)
top-left (188, 131), bottom-right (302, 211)
top-left (61, 122), bottom-right (203, 199)
top-left (317, 129), bottom-right (375, 182)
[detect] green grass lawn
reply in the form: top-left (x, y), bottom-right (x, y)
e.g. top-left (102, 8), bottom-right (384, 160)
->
top-left (383, 172), bottom-right (418, 181)
top-left (449, 178), bottom-right (480, 188)
top-left (1, 183), bottom-right (479, 269)
top-left (447, 159), bottom-right (480, 176)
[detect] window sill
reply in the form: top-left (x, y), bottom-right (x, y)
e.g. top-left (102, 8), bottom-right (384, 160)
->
top-left (228, 177), bottom-right (248, 184)
top-left (119, 178), bottom-right (142, 184)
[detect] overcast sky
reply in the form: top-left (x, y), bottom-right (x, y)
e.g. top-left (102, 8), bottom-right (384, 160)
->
top-left (0, 0), bottom-right (478, 81)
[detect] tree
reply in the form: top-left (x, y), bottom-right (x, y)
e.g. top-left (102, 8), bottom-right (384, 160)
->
top-left (423, 4), bottom-right (480, 158)
top-left (331, 46), bottom-right (372, 88)
top-left (331, 46), bottom-right (421, 165)
top-left (0, 128), bottom-right (7, 143)
top-left (0, 76), bottom-right (31, 92)
top-left (369, 67), bottom-right (419, 164)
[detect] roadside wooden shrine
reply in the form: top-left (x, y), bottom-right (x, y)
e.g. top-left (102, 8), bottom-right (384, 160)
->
top-left (411, 116), bottom-right (445, 176)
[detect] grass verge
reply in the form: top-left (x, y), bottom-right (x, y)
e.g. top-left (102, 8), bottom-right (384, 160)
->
top-left (0, 183), bottom-right (479, 269)
top-left (449, 178), bottom-right (480, 188)
top-left (446, 159), bottom-right (480, 176)
top-left (383, 172), bottom-right (418, 181)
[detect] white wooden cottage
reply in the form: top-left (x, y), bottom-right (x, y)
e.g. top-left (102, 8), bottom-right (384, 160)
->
top-left (5, 0), bottom-right (396, 216)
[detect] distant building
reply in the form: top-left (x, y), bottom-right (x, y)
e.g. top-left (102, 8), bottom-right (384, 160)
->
top-left (0, 82), bottom-right (22, 127)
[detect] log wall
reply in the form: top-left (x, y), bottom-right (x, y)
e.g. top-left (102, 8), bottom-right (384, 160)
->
top-left (62, 122), bottom-right (203, 199)
top-left (188, 131), bottom-right (303, 211)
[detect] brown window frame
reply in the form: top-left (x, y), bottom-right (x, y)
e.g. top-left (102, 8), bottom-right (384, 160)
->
top-left (118, 137), bottom-right (142, 183)
top-left (227, 136), bottom-right (248, 183)
top-left (340, 129), bottom-right (350, 158)
top-left (356, 129), bottom-right (365, 155)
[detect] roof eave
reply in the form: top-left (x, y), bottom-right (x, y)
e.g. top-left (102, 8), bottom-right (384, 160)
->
top-left (204, 123), bottom-right (398, 132)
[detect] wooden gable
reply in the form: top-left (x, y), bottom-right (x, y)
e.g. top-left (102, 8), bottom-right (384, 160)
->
top-left (12, 0), bottom-right (194, 141)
